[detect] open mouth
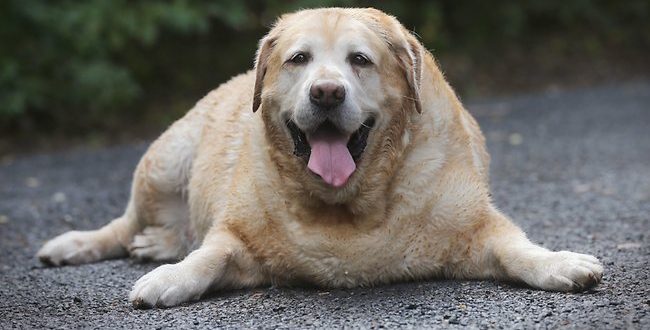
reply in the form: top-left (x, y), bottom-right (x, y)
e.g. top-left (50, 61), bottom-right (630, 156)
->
top-left (287, 118), bottom-right (375, 187)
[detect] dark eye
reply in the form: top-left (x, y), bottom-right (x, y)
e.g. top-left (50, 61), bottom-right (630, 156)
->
top-left (350, 53), bottom-right (371, 66)
top-left (289, 52), bottom-right (309, 64)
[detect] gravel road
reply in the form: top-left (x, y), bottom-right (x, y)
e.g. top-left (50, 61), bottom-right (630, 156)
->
top-left (1, 82), bottom-right (648, 329)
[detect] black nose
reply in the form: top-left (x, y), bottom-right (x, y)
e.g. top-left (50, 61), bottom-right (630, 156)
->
top-left (310, 81), bottom-right (345, 109)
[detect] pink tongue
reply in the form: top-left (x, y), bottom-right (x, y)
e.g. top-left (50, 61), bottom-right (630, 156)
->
top-left (307, 131), bottom-right (356, 188)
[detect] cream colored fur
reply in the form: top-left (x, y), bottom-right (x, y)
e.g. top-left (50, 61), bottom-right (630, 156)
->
top-left (37, 8), bottom-right (603, 308)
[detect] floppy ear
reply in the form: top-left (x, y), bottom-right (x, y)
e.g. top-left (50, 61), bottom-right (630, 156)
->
top-left (395, 32), bottom-right (423, 114)
top-left (252, 36), bottom-right (276, 113)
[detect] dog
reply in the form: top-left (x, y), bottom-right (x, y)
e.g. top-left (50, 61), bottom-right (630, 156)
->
top-left (37, 8), bottom-right (603, 308)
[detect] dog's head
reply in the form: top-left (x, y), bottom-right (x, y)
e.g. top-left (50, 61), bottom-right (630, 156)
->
top-left (253, 8), bottom-right (424, 207)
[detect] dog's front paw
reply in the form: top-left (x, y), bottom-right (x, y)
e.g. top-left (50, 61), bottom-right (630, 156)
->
top-left (528, 250), bottom-right (603, 292)
top-left (37, 230), bottom-right (106, 266)
top-left (129, 263), bottom-right (209, 308)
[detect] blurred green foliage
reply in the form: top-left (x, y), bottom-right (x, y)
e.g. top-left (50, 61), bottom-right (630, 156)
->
top-left (1, 0), bottom-right (648, 139)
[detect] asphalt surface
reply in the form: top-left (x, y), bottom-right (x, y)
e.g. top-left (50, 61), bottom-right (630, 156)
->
top-left (1, 82), bottom-right (649, 329)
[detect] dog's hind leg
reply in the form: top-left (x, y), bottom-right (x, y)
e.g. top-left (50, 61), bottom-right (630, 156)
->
top-left (38, 110), bottom-right (203, 266)
top-left (128, 192), bottom-right (192, 262)
top-left (37, 206), bottom-right (138, 266)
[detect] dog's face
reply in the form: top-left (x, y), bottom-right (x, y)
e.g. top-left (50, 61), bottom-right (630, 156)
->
top-left (254, 8), bottom-right (423, 205)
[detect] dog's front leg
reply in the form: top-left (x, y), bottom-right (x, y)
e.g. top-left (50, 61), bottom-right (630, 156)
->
top-left (129, 228), bottom-right (261, 308)
top-left (477, 207), bottom-right (604, 292)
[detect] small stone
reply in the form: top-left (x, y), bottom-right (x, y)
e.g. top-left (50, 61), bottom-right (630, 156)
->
top-left (508, 133), bottom-right (523, 146)
top-left (0, 215), bottom-right (8, 224)
top-left (617, 242), bottom-right (642, 250)
top-left (52, 192), bottom-right (67, 204)
top-left (573, 182), bottom-right (591, 194)
top-left (26, 177), bottom-right (40, 188)
top-left (250, 291), bottom-right (266, 300)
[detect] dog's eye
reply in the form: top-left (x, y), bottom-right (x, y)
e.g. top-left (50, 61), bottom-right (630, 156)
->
top-left (289, 52), bottom-right (309, 65)
top-left (350, 53), bottom-right (371, 66)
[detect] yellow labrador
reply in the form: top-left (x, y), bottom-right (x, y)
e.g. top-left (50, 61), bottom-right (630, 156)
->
top-left (37, 8), bottom-right (603, 308)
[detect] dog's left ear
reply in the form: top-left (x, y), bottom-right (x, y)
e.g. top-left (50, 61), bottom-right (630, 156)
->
top-left (252, 35), bottom-right (276, 113)
top-left (395, 32), bottom-right (423, 114)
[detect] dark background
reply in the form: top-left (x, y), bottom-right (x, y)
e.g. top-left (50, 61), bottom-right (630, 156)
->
top-left (2, 0), bottom-right (649, 153)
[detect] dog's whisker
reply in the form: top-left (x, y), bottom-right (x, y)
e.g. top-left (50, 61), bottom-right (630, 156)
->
top-left (401, 95), bottom-right (417, 102)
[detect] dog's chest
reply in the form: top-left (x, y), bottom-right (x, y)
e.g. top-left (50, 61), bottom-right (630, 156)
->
top-left (248, 214), bottom-right (446, 287)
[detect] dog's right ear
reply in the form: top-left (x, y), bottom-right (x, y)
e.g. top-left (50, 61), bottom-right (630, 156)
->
top-left (252, 35), bottom-right (276, 113)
